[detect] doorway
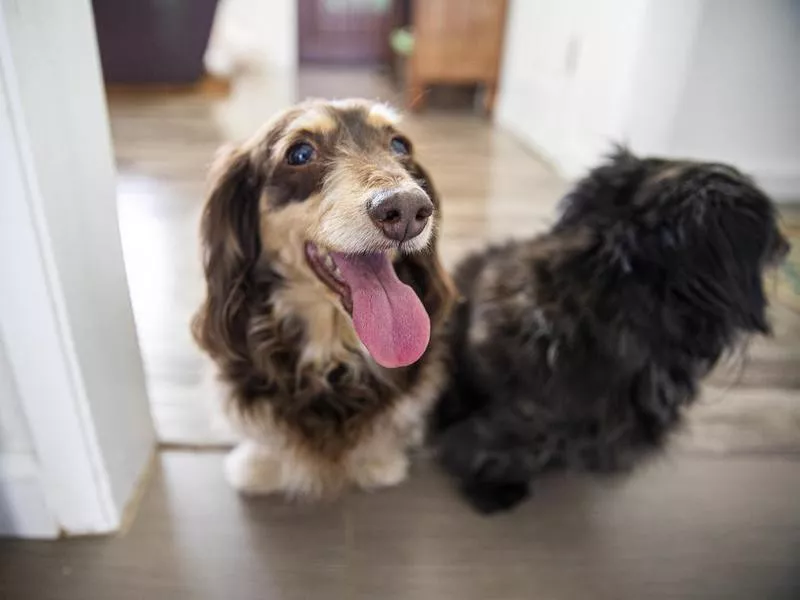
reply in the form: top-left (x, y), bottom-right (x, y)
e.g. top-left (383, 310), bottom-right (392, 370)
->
top-left (298, 0), bottom-right (402, 65)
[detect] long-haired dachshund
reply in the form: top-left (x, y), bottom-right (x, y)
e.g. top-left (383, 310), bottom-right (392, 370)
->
top-left (193, 99), bottom-right (454, 498)
top-left (432, 149), bottom-right (789, 514)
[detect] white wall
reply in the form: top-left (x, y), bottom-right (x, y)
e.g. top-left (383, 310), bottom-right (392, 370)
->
top-left (619, 0), bottom-right (705, 155)
top-left (496, 0), bottom-right (651, 177)
top-left (0, 336), bottom-right (32, 455)
top-left (667, 0), bottom-right (800, 199)
top-left (494, 0), bottom-right (579, 169)
top-left (0, 45), bottom-right (59, 537)
top-left (496, 0), bottom-right (800, 200)
top-left (0, 333), bottom-right (55, 537)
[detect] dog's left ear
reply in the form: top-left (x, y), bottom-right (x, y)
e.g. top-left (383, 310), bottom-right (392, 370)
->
top-left (192, 144), bottom-right (264, 362)
top-left (394, 159), bottom-right (457, 327)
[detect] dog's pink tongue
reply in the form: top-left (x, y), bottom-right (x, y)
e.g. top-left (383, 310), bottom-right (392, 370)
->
top-left (332, 252), bottom-right (430, 368)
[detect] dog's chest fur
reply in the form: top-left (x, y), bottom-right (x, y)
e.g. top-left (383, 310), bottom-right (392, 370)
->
top-left (235, 250), bottom-right (431, 459)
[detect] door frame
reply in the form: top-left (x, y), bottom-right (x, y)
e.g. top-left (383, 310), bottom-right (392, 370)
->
top-left (0, 0), bottom-right (155, 538)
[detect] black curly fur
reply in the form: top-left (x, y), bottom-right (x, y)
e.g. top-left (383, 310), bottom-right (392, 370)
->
top-left (431, 149), bottom-right (790, 514)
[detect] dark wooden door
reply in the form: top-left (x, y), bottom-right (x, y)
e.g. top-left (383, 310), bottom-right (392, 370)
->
top-left (298, 0), bottom-right (398, 65)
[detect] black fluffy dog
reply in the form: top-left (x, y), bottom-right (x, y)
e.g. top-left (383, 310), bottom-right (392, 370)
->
top-left (431, 149), bottom-right (789, 514)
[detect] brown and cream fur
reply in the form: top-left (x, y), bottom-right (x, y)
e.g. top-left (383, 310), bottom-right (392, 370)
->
top-left (192, 99), bottom-right (454, 497)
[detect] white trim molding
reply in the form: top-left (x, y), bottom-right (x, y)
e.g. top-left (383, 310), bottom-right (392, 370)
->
top-left (749, 165), bottom-right (800, 204)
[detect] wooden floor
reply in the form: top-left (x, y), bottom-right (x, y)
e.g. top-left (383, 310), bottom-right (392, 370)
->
top-left (108, 67), bottom-right (800, 446)
top-left (2, 452), bottom-right (800, 599)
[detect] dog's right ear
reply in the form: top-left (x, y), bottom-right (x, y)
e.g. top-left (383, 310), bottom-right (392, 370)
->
top-left (192, 145), bottom-right (264, 361)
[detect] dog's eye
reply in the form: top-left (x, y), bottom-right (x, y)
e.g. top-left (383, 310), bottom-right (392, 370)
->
top-left (286, 142), bottom-right (315, 166)
top-left (390, 136), bottom-right (411, 155)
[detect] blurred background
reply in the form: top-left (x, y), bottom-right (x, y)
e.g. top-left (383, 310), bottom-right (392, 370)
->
top-left (91, 0), bottom-right (800, 446)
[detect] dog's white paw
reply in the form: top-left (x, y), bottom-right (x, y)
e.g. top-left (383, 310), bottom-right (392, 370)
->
top-left (224, 442), bottom-right (282, 495)
top-left (351, 452), bottom-right (409, 490)
top-left (404, 421), bottom-right (427, 449)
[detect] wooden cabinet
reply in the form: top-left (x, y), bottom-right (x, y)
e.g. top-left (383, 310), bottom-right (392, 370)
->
top-left (407, 0), bottom-right (507, 114)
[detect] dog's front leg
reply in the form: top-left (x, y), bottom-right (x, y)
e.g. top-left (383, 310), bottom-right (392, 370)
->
top-left (224, 440), bottom-right (283, 495)
top-left (437, 406), bottom-right (555, 514)
top-left (346, 429), bottom-right (410, 491)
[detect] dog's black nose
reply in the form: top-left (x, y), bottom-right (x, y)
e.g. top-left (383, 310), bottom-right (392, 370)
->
top-left (368, 190), bottom-right (433, 242)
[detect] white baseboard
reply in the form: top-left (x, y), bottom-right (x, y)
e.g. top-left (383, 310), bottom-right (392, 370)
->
top-left (749, 166), bottom-right (800, 203)
top-left (495, 115), bottom-right (800, 205)
top-left (493, 115), bottom-right (572, 180)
